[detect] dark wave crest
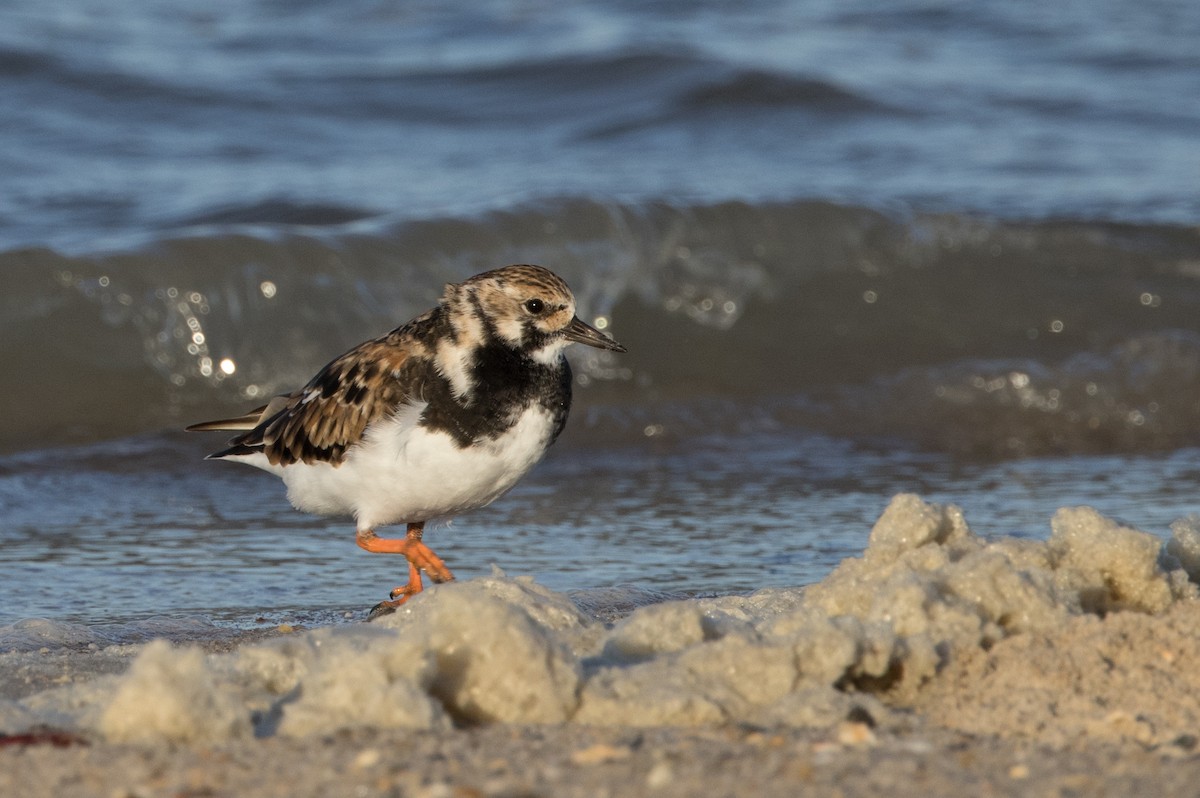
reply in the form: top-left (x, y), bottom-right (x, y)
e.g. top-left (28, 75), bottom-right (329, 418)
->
top-left (6, 199), bottom-right (1200, 457)
top-left (678, 70), bottom-right (886, 113)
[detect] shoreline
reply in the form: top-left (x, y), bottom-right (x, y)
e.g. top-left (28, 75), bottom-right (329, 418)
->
top-left (6, 494), bottom-right (1200, 794)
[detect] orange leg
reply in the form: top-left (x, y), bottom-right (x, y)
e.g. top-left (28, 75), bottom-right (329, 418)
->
top-left (356, 522), bottom-right (455, 613)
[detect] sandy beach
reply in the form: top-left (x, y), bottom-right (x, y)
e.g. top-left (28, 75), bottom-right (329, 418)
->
top-left (7, 722), bottom-right (1200, 798)
top-left (6, 494), bottom-right (1200, 796)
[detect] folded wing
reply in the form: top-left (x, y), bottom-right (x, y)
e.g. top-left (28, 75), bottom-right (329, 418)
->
top-left (189, 338), bottom-right (423, 467)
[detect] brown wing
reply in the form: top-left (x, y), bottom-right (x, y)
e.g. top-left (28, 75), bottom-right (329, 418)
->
top-left (211, 336), bottom-right (428, 467)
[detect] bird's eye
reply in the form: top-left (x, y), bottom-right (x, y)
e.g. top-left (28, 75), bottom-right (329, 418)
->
top-left (524, 298), bottom-right (545, 315)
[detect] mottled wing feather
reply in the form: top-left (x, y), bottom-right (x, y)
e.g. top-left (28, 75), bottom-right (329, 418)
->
top-left (216, 335), bottom-right (425, 467)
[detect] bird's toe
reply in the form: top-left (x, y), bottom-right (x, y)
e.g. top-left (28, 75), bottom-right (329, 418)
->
top-left (366, 600), bottom-right (399, 621)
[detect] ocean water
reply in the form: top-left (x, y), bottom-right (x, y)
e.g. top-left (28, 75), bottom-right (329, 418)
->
top-left (3, 0), bottom-right (1200, 638)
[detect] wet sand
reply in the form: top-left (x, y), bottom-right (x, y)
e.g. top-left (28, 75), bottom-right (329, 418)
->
top-left (5, 717), bottom-right (1200, 797)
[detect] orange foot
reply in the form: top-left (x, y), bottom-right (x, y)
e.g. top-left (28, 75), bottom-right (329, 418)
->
top-left (357, 522), bottom-right (455, 620)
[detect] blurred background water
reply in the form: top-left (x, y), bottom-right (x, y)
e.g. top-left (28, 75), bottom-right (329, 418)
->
top-left (2, 0), bottom-right (1199, 635)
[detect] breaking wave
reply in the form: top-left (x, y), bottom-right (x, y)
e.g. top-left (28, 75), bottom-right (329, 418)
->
top-left (6, 198), bottom-right (1200, 457)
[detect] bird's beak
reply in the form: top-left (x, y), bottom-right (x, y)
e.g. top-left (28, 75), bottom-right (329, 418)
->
top-left (563, 316), bottom-right (627, 352)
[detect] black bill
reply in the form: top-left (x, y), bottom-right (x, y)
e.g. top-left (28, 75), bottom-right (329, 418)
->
top-left (563, 316), bottom-right (627, 352)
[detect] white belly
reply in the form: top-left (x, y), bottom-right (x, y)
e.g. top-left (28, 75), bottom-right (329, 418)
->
top-left (236, 402), bottom-right (558, 531)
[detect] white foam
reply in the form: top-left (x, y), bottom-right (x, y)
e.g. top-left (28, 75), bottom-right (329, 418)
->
top-left (100, 640), bottom-right (252, 743)
top-left (3, 494), bottom-right (1197, 741)
top-left (0, 616), bottom-right (227, 653)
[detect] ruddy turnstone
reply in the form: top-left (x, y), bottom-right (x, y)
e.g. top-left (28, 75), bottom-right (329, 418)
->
top-left (188, 264), bottom-right (625, 616)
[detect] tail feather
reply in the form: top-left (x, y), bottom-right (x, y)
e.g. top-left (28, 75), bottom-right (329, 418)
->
top-left (185, 395), bottom-right (291, 433)
top-left (185, 406), bottom-right (269, 433)
top-left (205, 442), bottom-right (264, 460)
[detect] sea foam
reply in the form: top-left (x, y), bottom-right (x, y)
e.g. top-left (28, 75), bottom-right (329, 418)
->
top-left (3, 494), bottom-right (1198, 743)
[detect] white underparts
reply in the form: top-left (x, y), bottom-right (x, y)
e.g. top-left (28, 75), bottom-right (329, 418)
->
top-left (227, 401), bottom-right (558, 532)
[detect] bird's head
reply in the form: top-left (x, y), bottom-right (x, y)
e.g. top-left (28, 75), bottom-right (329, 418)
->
top-left (450, 264), bottom-right (626, 363)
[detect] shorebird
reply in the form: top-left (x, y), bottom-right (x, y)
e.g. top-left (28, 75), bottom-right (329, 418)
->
top-left (188, 265), bottom-right (625, 616)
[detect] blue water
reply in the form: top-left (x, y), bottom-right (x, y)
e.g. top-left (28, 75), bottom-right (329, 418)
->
top-left (2, 0), bottom-right (1198, 253)
top-left (3, 424), bottom-right (1199, 628)
top-left (2, 0), bottom-right (1200, 636)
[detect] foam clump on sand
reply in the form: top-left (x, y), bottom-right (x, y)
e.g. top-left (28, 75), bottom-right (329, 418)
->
top-left (1165, 515), bottom-right (1200, 583)
top-left (804, 496), bottom-right (1195, 681)
top-left (100, 640), bottom-right (252, 743)
top-left (6, 494), bottom-right (1200, 745)
top-left (91, 577), bottom-right (589, 740)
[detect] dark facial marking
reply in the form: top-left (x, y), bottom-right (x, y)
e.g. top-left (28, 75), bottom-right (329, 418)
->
top-left (468, 290), bottom-right (500, 344)
top-left (419, 343), bottom-right (572, 448)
